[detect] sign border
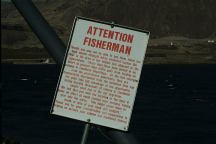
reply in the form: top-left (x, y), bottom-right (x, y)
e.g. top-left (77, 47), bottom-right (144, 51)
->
top-left (50, 16), bottom-right (150, 131)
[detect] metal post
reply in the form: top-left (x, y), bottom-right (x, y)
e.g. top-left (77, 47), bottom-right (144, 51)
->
top-left (11, 0), bottom-right (66, 65)
top-left (81, 123), bottom-right (91, 144)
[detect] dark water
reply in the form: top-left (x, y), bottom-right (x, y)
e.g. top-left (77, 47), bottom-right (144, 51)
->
top-left (2, 64), bottom-right (216, 144)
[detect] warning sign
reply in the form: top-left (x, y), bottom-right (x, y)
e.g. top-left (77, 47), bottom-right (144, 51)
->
top-left (51, 17), bottom-right (149, 131)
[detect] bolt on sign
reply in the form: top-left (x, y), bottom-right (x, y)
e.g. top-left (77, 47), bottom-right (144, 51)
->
top-left (51, 16), bottom-right (149, 131)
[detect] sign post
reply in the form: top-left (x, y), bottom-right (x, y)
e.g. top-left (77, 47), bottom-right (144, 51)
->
top-left (80, 123), bottom-right (91, 144)
top-left (51, 16), bottom-right (149, 136)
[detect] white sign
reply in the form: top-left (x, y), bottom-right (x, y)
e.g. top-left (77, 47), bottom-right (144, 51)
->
top-left (51, 17), bottom-right (149, 131)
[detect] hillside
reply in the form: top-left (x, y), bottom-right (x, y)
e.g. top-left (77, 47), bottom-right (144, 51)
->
top-left (1, 0), bottom-right (216, 64)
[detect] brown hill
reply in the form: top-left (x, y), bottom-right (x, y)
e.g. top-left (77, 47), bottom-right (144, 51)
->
top-left (1, 0), bottom-right (216, 64)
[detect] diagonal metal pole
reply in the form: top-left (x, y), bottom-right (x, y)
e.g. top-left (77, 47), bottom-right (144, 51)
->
top-left (11, 1), bottom-right (140, 144)
top-left (11, 0), bottom-right (65, 66)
